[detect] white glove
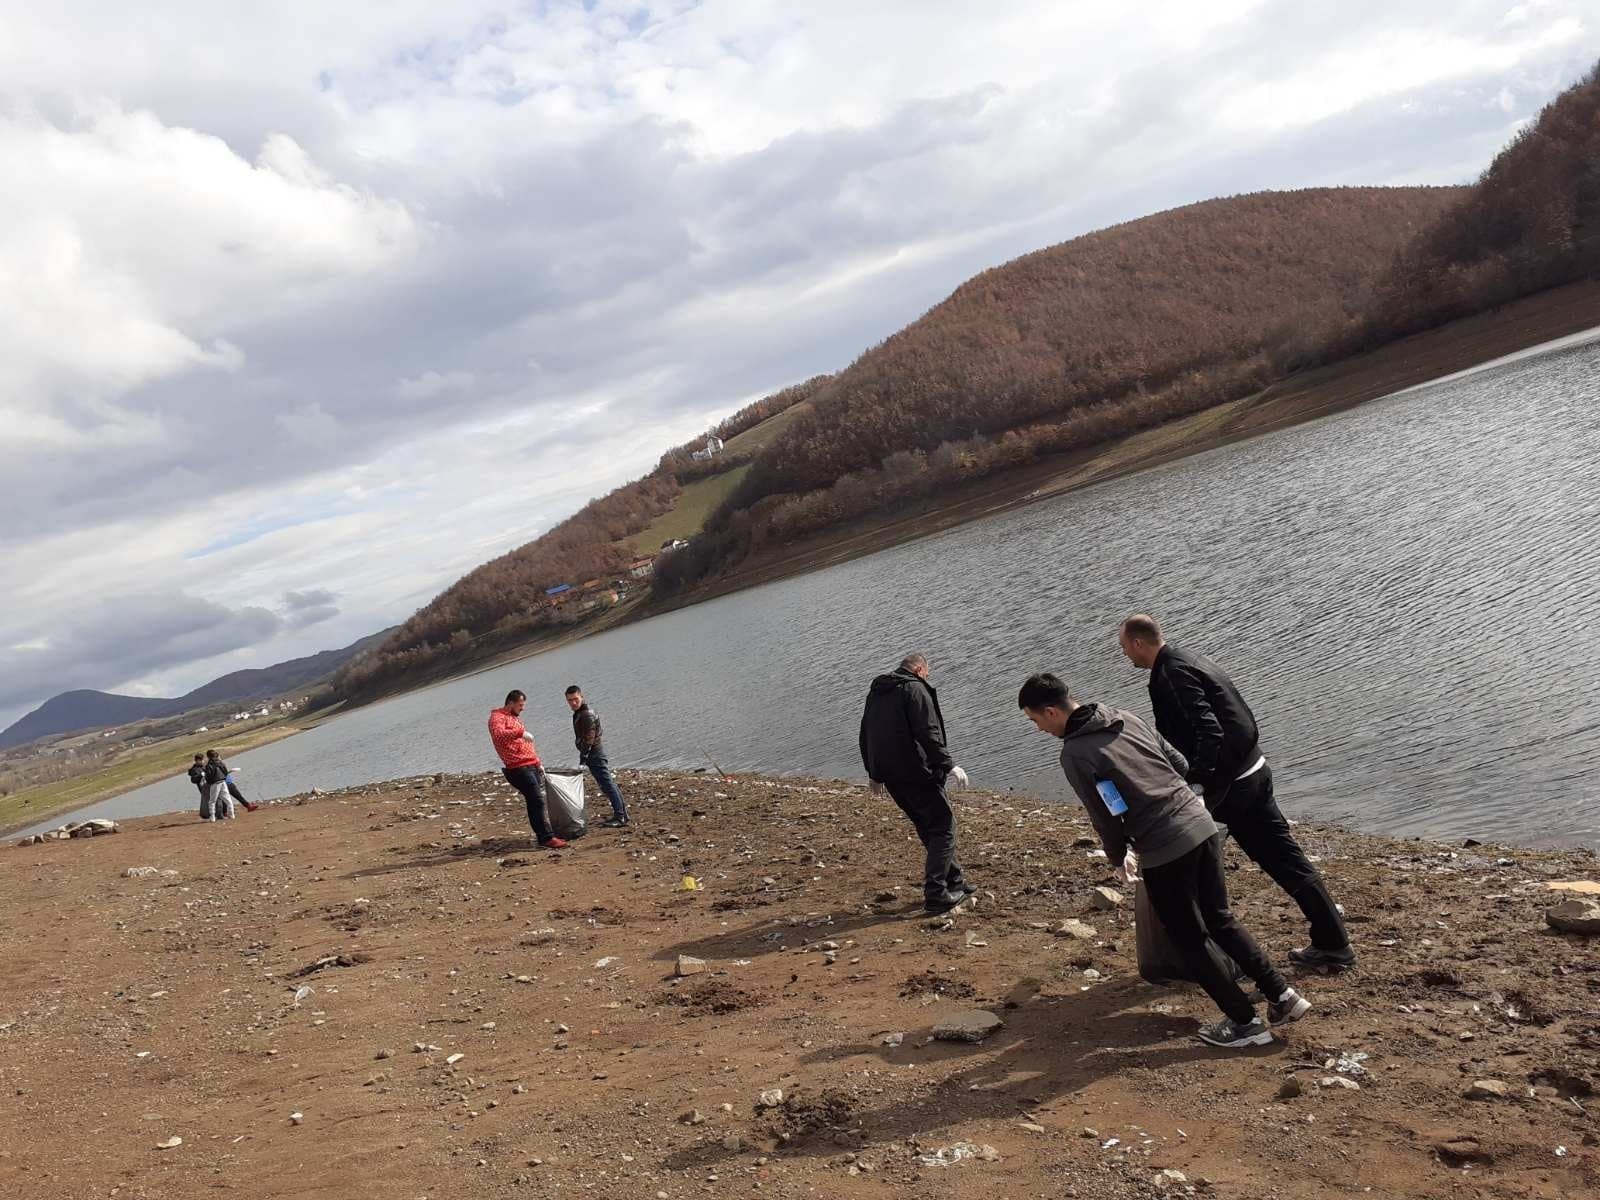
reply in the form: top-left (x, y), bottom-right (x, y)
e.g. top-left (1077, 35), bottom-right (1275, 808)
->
top-left (1120, 850), bottom-right (1141, 884)
top-left (947, 765), bottom-right (969, 791)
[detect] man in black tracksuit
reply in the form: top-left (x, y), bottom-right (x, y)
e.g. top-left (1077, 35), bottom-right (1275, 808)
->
top-left (859, 654), bottom-right (974, 914)
top-left (1119, 615), bottom-right (1355, 970)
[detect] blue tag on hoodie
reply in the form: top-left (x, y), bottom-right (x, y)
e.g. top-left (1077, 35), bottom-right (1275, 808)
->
top-left (1095, 779), bottom-right (1128, 816)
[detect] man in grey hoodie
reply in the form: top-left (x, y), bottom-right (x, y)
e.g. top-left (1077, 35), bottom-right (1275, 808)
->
top-left (1018, 672), bottom-right (1311, 1048)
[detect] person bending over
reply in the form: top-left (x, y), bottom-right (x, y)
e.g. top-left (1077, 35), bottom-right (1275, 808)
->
top-left (1018, 671), bottom-right (1311, 1049)
top-left (859, 653), bottom-right (973, 914)
top-left (1118, 614), bottom-right (1354, 971)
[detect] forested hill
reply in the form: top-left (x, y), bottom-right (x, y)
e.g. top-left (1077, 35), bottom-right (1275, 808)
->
top-left (653, 186), bottom-right (1460, 592)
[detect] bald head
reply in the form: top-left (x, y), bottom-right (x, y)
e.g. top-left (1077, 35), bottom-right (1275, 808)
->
top-left (1118, 614), bottom-right (1165, 670)
top-left (899, 653), bottom-right (930, 679)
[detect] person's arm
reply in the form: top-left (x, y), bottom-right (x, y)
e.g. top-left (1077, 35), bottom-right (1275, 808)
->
top-left (1062, 754), bottom-right (1127, 866)
top-left (1157, 661), bottom-right (1224, 786)
top-left (905, 687), bottom-right (954, 779)
top-left (858, 710), bottom-right (871, 776)
top-left (1156, 733), bottom-right (1189, 779)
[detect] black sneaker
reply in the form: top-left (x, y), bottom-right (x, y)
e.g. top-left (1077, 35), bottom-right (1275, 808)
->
top-left (601, 817), bottom-right (629, 828)
top-left (953, 881), bottom-right (978, 896)
top-left (1288, 946), bottom-right (1356, 972)
top-left (1196, 1015), bottom-right (1273, 1048)
top-left (1268, 987), bottom-right (1312, 1026)
top-left (923, 892), bottom-right (966, 915)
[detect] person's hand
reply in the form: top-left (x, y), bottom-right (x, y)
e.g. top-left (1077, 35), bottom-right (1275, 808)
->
top-left (947, 765), bottom-right (969, 791)
top-left (868, 779), bottom-right (884, 796)
top-left (1120, 850), bottom-right (1141, 884)
top-left (1113, 864), bottom-right (1129, 886)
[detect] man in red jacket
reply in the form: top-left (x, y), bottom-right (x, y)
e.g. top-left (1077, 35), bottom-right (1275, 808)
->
top-left (489, 689), bottom-right (567, 849)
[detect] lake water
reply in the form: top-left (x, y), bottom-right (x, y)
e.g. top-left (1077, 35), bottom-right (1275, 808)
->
top-left (32, 332), bottom-right (1600, 847)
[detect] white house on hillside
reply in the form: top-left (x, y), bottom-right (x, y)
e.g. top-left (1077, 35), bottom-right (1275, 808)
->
top-left (690, 435), bottom-right (724, 462)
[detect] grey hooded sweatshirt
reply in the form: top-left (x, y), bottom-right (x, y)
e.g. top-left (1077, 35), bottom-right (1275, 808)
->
top-left (1057, 703), bottom-right (1216, 869)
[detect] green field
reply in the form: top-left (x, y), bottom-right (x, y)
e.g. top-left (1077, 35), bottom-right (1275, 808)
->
top-left (627, 463), bottom-right (751, 554)
top-left (0, 720), bottom-right (309, 835)
top-left (721, 400), bottom-right (813, 455)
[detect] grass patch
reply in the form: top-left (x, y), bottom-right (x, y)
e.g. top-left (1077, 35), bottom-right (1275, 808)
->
top-left (627, 464), bottom-right (751, 554)
top-left (720, 400), bottom-right (813, 456)
top-left (0, 721), bottom-right (306, 834)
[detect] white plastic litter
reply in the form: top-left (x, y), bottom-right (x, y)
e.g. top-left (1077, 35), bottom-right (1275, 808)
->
top-left (917, 1141), bottom-right (994, 1167)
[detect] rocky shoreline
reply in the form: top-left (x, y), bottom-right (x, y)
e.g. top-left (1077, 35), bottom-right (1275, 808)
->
top-left (1, 769), bottom-right (1597, 1199)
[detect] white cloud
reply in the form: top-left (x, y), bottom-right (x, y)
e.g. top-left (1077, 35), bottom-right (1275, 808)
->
top-left (0, 0), bottom-right (1593, 727)
top-left (395, 370), bottom-right (476, 401)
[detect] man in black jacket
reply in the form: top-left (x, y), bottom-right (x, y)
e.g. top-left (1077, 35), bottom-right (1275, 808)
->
top-left (564, 685), bottom-right (628, 827)
top-left (859, 654), bottom-right (974, 913)
top-left (188, 754), bottom-right (211, 819)
top-left (1119, 615), bottom-right (1355, 970)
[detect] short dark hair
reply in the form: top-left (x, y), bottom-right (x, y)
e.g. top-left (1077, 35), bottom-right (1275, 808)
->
top-left (193, 753), bottom-right (204, 761)
top-left (206, 749), bottom-right (219, 758)
top-left (1017, 673), bottom-right (1070, 710)
top-left (1121, 613), bottom-right (1163, 643)
top-left (505, 689), bottom-right (526, 704)
top-left (564, 685), bottom-right (582, 696)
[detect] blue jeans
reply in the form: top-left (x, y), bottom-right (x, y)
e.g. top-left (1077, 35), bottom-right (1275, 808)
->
top-left (580, 748), bottom-right (627, 821)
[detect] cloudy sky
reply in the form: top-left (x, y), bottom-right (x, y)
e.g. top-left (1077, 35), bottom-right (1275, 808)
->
top-left (0, 0), bottom-right (1593, 729)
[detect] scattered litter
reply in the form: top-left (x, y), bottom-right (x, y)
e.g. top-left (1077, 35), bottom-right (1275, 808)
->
top-left (916, 1141), bottom-right (1000, 1167)
top-left (155, 1136), bottom-right (182, 1150)
top-left (1324, 1050), bottom-right (1369, 1077)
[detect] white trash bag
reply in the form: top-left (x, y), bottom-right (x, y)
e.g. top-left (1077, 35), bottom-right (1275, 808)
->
top-left (543, 770), bottom-right (588, 840)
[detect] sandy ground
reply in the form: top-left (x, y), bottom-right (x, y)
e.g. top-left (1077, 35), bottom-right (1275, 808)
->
top-left (3, 770), bottom-right (1598, 1200)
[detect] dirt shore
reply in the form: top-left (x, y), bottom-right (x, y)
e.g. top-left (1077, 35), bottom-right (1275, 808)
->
top-left (4, 770), bottom-right (1598, 1200)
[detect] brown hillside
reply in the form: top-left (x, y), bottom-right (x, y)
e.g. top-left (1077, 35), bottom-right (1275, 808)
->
top-left (737, 188), bottom-right (1462, 500)
top-left (651, 186), bottom-right (1459, 593)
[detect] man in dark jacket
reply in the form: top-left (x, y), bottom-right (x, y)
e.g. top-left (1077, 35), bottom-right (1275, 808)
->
top-left (564, 685), bottom-right (628, 827)
top-left (859, 654), bottom-right (973, 913)
top-left (1119, 615), bottom-right (1354, 970)
top-left (1019, 671), bottom-right (1311, 1048)
top-left (188, 754), bottom-right (210, 819)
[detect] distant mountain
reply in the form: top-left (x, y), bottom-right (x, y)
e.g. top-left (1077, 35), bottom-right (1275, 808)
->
top-left (0, 628), bottom-right (394, 750)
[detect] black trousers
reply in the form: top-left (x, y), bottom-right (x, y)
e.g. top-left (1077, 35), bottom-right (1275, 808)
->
top-left (503, 766), bottom-right (554, 842)
top-left (1142, 833), bottom-right (1287, 1024)
top-left (1208, 765), bottom-right (1349, 952)
top-left (884, 777), bottom-right (966, 901)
